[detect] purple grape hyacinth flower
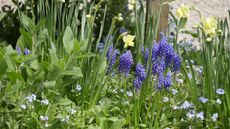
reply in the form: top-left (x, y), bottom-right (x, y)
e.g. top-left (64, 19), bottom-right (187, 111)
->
top-left (118, 50), bottom-right (133, 76)
top-left (172, 53), bottom-right (181, 72)
top-left (142, 47), bottom-right (149, 63)
top-left (133, 64), bottom-right (146, 90)
top-left (135, 64), bottom-right (146, 81)
top-left (151, 33), bottom-right (181, 89)
top-left (156, 73), bottom-right (165, 90)
top-left (107, 46), bottom-right (119, 72)
top-left (164, 72), bottom-right (172, 88)
top-left (134, 78), bottom-right (142, 89)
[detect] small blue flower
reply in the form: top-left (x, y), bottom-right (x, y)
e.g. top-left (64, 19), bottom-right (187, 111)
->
top-left (97, 42), bottom-right (104, 53)
top-left (119, 27), bottom-right (128, 34)
top-left (24, 48), bottom-right (31, 55)
top-left (126, 91), bottom-right (133, 97)
top-left (76, 84), bottom-right (82, 91)
top-left (16, 46), bottom-right (22, 55)
top-left (118, 50), bottom-right (134, 76)
top-left (199, 96), bottom-right (209, 103)
top-left (196, 111), bottom-right (204, 121)
top-left (186, 110), bottom-right (195, 120)
top-left (212, 113), bottom-right (218, 122)
top-left (180, 101), bottom-right (193, 109)
top-left (172, 89), bottom-right (178, 95)
top-left (216, 88), bottom-right (225, 95)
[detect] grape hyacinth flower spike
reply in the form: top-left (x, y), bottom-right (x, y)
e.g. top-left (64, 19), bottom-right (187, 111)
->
top-left (106, 45), bottom-right (119, 72)
top-left (134, 64), bottom-right (146, 89)
top-left (118, 50), bottom-right (134, 76)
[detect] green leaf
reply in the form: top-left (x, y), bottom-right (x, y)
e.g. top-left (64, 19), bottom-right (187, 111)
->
top-left (49, 47), bottom-right (59, 67)
top-left (19, 29), bottom-right (33, 49)
top-left (60, 67), bottom-right (83, 78)
top-left (0, 52), bottom-right (7, 77)
top-left (75, 52), bottom-right (96, 59)
top-left (58, 98), bottom-right (75, 106)
top-left (44, 81), bottom-right (56, 88)
top-left (110, 118), bottom-right (126, 129)
top-left (20, 13), bottom-right (35, 32)
top-left (0, 12), bottom-right (6, 21)
top-left (63, 27), bottom-right (74, 54)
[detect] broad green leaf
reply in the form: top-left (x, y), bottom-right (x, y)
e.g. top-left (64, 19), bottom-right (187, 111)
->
top-left (20, 13), bottom-right (35, 32)
top-left (21, 54), bottom-right (38, 63)
top-left (19, 29), bottom-right (33, 49)
top-left (63, 27), bottom-right (74, 54)
top-left (60, 67), bottom-right (83, 78)
top-left (49, 48), bottom-right (59, 67)
top-left (110, 118), bottom-right (126, 129)
top-left (4, 54), bottom-right (15, 71)
top-left (58, 98), bottom-right (75, 106)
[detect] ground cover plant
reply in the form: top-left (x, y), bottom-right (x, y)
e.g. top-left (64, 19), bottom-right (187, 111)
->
top-left (0, 0), bottom-right (230, 128)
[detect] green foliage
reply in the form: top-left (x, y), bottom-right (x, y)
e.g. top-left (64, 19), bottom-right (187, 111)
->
top-left (0, 0), bottom-right (230, 128)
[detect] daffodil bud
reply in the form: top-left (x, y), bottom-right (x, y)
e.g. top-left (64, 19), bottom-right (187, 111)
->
top-left (206, 37), bottom-right (212, 43)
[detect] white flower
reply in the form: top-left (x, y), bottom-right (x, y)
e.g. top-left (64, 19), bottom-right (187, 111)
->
top-left (212, 113), bottom-right (218, 122)
top-left (113, 89), bottom-right (118, 94)
top-left (163, 97), bottom-right (169, 102)
top-left (26, 94), bottom-right (37, 103)
top-left (120, 89), bottom-right (124, 93)
top-left (124, 101), bottom-right (129, 105)
top-left (216, 99), bottom-right (222, 104)
top-left (41, 99), bottom-right (49, 105)
top-left (176, 78), bottom-right (183, 84)
top-left (70, 109), bottom-right (76, 115)
top-left (172, 89), bottom-right (178, 95)
top-left (40, 115), bottom-right (49, 121)
top-left (76, 84), bottom-right (82, 91)
top-left (196, 111), bottom-right (204, 121)
top-left (216, 88), bottom-right (225, 95)
top-left (79, 3), bottom-right (84, 10)
top-left (44, 122), bottom-right (49, 127)
top-left (20, 104), bottom-right (26, 110)
top-left (126, 91), bottom-right (133, 97)
top-left (172, 105), bottom-right (179, 110)
top-left (117, 13), bottom-right (123, 22)
top-left (199, 97), bottom-right (209, 103)
top-left (187, 73), bottom-right (192, 79)
top-left (61, 115), bottom-right (70, 123)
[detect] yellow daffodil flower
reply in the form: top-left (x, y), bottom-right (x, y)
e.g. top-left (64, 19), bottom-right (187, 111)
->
top-left (176, 4), bottom-right (189, 18)
top-left (123, 34), bottom-right (135, 48)
top-left (201, 16), bottom-right (217, 37)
